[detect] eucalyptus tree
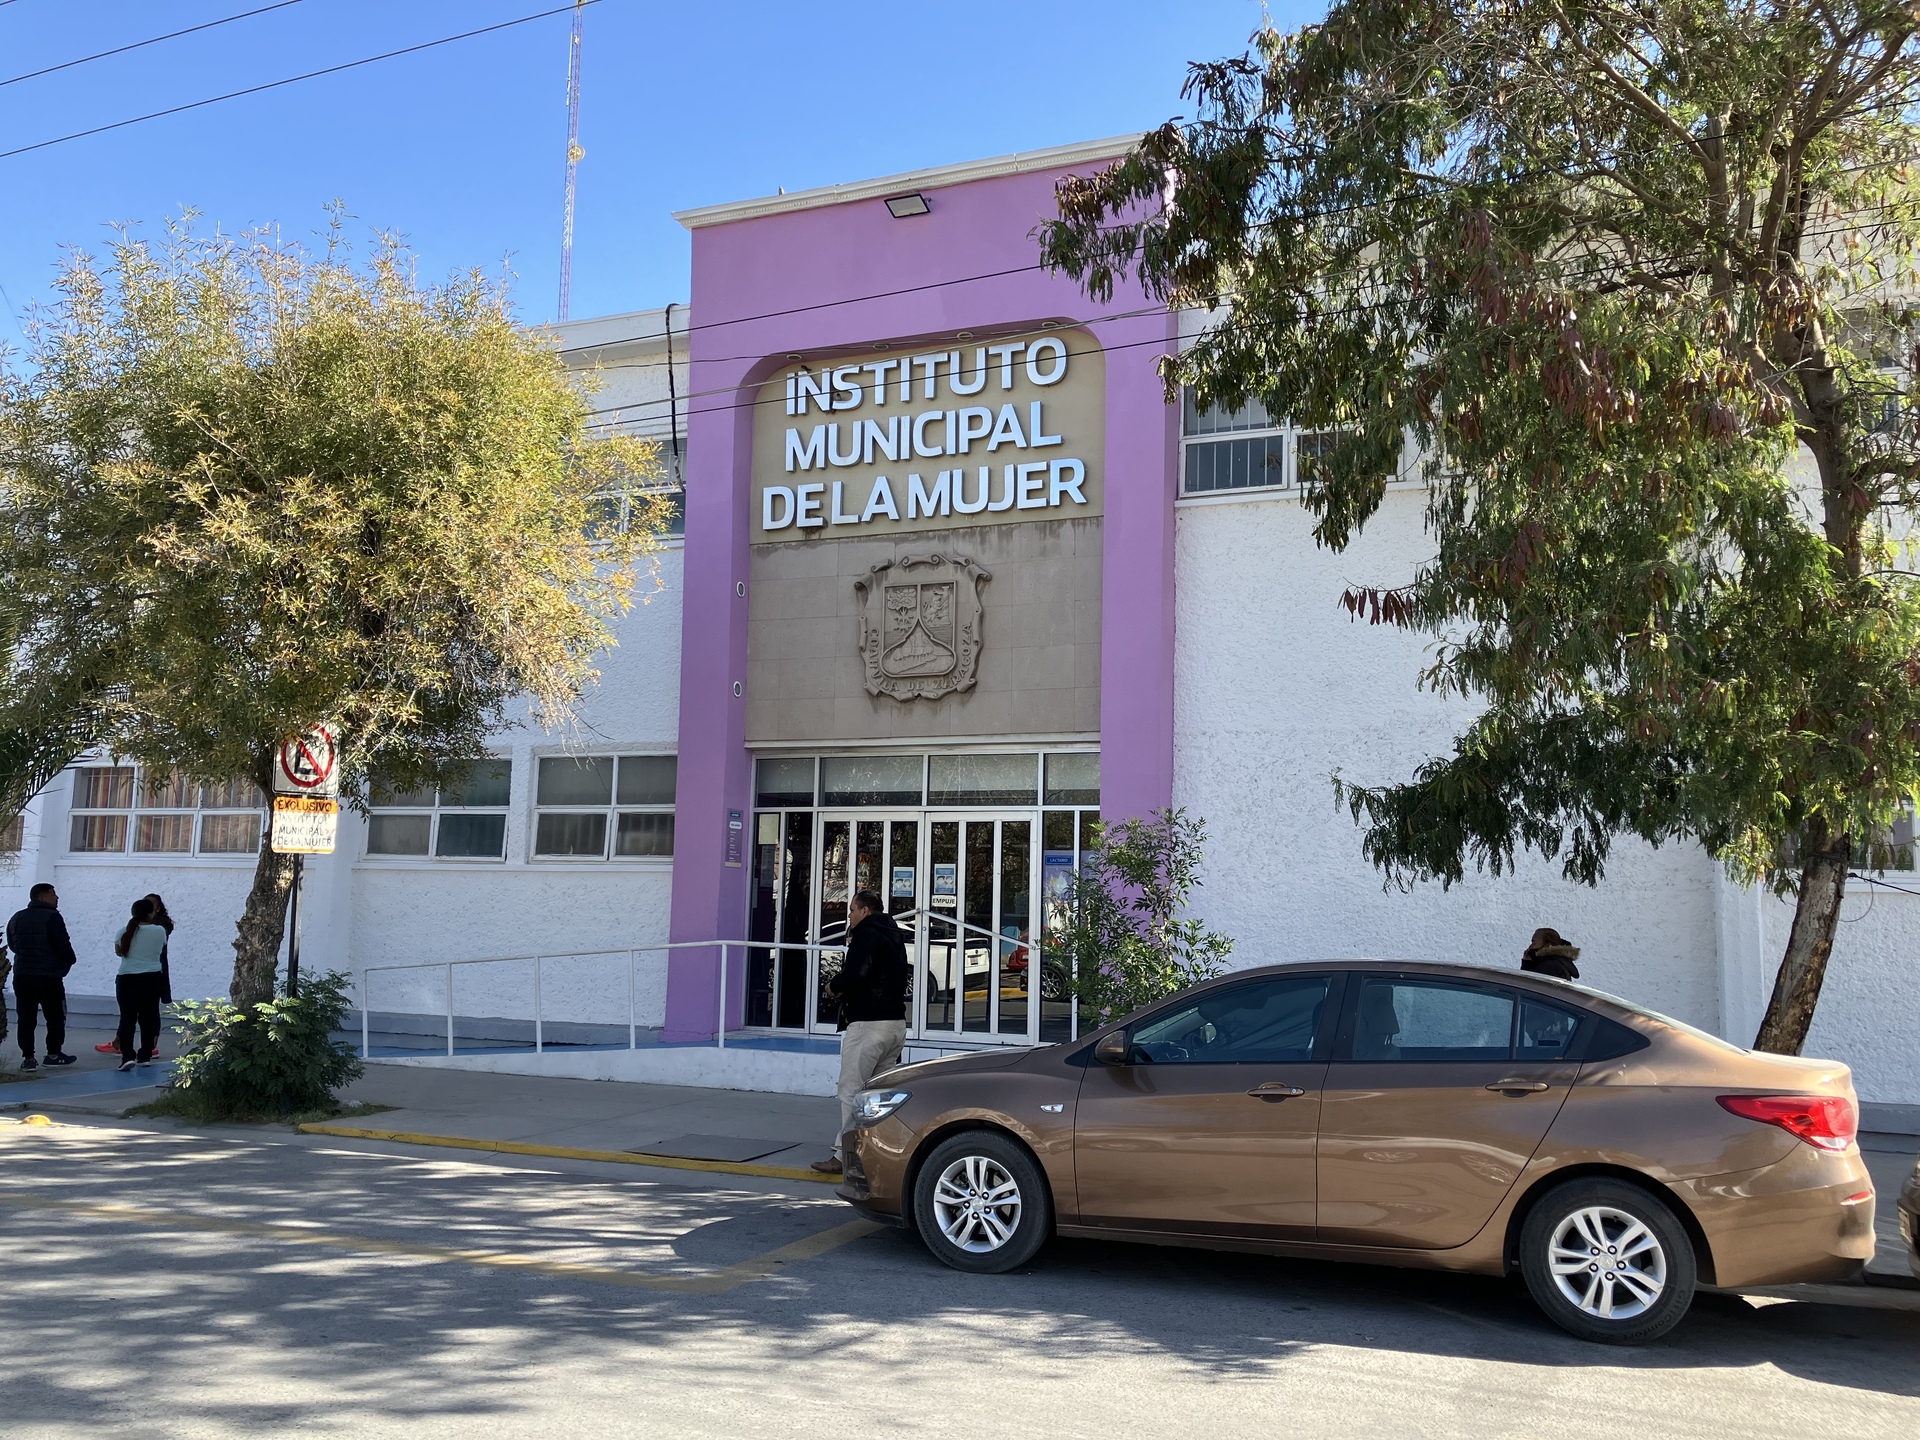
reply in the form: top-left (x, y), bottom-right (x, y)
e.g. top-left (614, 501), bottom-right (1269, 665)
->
top-left (0, 216), bottom-right (667, 1003)
top-left (1041, 1), bottom-right (1920, 1052)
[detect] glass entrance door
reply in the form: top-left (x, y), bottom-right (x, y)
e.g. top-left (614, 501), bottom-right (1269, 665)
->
top-left (919, 814), bottom-right (1035, 1043)
top-left (810, 814), bottom-right (921, 1035)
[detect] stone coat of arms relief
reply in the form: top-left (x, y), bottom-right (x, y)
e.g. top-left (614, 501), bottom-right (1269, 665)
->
top-left (854, 554), bottom-right (991, 701)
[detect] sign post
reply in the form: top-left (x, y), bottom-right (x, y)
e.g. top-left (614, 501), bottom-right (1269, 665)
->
top-left (271, 725), bottom-right (341, 997)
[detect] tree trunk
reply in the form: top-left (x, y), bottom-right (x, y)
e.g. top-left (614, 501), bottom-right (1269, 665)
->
top-left (1753, 826), bottom-right (1849, 1055)
top-left (230, 837), bottom-right (295, 1006)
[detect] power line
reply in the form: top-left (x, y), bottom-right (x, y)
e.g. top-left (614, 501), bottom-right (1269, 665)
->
top-left (560, 144), bottom-right (1920, 360)
top-left (575, 196), bottom-right (1919, 383)
top-left (0, 1), bottom-right (305, 91)
top-left (573, 204), bottom-right (1920, 427)
top-left (0, 1), bottom-right (607, 163)
top-left (1850, 869), bottom-right (1920, 897)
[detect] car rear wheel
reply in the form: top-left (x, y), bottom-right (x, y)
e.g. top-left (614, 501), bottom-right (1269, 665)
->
top-left (912, 1130), bottom-right (1052, 1274)
top-left (1520, 1177), bottom-right (1697, 1344)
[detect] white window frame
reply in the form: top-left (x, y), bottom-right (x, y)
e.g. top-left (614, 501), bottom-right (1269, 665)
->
top-left (66, 763), bottom-right (266, 858)
top-left (1178, 389), bottom-right (1420, 502)
top-left (532, 752), bottom-right (677, 863)
top-left (364, 758), bottom-right (514, 863)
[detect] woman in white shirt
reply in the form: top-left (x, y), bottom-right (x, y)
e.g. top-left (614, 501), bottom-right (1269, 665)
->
top-left (113, 898), bottom-right (168, 1072)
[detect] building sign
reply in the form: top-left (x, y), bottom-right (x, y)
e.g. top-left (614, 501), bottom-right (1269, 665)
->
top-left (752, 327), bottom-right (1106, 542)
top-left (272, 795), bottom-right (339, 854)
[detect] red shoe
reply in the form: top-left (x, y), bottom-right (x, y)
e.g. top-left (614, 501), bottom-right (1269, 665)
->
top-left (94, 1042), bottom-right (162, 1060)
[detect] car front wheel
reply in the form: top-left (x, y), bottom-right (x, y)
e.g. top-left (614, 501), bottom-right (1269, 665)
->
top-left (1520, 1177), bottom-right (1698, 1343)
top-left (912, 1130), bottom-right (1052, 1274)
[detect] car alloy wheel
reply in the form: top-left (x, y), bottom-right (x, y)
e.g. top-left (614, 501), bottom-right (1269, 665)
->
top-left (1520, 1177), bottom-right (1697, 1344)
top-left (912, 1130), bottom-right (1052, 1274)
top-left (1547, 1205), bottom-right (1666, 1319)
top-left (932, 1154), bottom-right (1022, 1253)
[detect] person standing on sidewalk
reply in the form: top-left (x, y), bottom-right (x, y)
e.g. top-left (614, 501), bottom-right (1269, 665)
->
top-left (813, 889), bottom-right (909, 1176)
top-left (100, 892), bottom-right (173, 1060)
top-left (7, 882), bottom-right (79, 1070)
top-left (1521, 927), bottom-right (1582, 981)
top-left (111, 898), bottom-right (168, 1072)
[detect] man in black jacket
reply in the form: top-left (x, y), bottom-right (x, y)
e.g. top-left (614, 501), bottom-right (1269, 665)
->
top-left (7, 883), bottom-right (79, 1069)
top-left (813, 889), bottom-right (909, 1175)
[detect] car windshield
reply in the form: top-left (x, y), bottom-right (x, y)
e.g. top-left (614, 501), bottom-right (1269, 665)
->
top-left (1558, 981), bottom-right (1750, 1056)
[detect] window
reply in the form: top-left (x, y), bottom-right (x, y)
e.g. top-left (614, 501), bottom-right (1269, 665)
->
top-left (820, 755), bottom-right (922, 807)
top-left (1180, 388), bottom-right (1394, 498)
top-left (1128, 975), bottom-right (1333, 1064)
top-left (534, 754), bottom-right (676, 859)
top-left (367, 759), bottom-right (513, 859)
top-left (755, 756), bottom-right (817, 807)
top-left (0, 813), bottom-right (23, 853)
top-left (588, 482), bottom-right (686, 541)
top-left (1349, 977), bottom-right (1514, 1062)
top-left (1182, 392), bottom-right (1288, 495)
top-left (67, 765), bottom-right (265, 857)
top-left (928, 753), bottom-right (1036, 806)
top-left (1516, 998), bottom-right (1584, 1061)
top-left (1855, 803), bottom-right (1917, 872)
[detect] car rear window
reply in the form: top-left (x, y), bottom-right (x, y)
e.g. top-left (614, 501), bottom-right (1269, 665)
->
top-left (1559, 983), bottom-right (1747, 1056)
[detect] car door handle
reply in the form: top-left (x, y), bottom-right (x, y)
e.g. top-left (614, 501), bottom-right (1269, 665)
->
top-left (1486, 1079), bottom-right (1550, 1095)
top-left (1247, 1083), bottom-right (1307, 1100)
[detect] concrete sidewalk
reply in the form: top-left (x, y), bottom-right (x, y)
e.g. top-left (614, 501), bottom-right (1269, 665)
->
top-left (22, 1056), bottom-right (846, 1185)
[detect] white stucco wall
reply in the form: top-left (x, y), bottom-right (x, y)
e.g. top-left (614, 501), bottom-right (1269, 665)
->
top-left (1175, 487), bottom-right (1729, 1033)
top-left (1773, 886), bottom-right (1920, 1104)
top-left (1172, 486), bottom-right (1920, 1104)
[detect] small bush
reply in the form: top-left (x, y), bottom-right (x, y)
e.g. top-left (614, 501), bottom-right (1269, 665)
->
top-left (1058, 807), bottom-right (1235, 1024)
top-left (163, 970), bottom-right (364, 1121)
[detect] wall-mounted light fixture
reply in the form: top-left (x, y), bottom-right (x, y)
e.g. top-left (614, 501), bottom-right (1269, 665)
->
top-left (884, 193), bottom-right (931, 218)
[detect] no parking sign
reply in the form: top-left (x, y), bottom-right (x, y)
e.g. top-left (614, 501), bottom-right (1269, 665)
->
top-left (274, 723), bottom-right (339, 797)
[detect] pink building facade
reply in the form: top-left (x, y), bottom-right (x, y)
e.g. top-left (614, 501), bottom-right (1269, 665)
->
top-left (662, 138), bottom-right (1176, 1043)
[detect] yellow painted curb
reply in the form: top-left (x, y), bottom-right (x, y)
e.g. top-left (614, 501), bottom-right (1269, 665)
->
top-left (296, 1122), bottom-right (839, 1184)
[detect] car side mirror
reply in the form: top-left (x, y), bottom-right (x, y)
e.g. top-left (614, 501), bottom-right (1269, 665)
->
top-left (1094, 1031), bottom-right (1129, 1065)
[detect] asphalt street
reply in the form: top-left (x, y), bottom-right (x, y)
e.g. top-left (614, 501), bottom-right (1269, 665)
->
top-left (2, 1117), bottom-right (1916, 1440)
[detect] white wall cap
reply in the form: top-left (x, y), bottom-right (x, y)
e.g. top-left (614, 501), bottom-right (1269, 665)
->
top-left (673, 135), bottom-right (1143, 231)
top-left (549, 305), bottom-right (691, 359)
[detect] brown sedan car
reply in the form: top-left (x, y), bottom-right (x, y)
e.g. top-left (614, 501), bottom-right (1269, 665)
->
top-left (837, 961), bottom-right (1877, 1343)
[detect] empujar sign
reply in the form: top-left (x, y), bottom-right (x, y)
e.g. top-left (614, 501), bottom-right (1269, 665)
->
top-left (751, 327), bottom-right (1105, 543)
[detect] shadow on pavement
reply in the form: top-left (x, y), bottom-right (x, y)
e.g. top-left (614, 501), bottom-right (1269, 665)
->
top-left (3, 1121), bottom-right (1917, 1434)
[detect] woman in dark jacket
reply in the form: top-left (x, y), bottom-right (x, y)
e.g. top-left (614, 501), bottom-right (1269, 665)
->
top-left (1521, 927), bottom-right (1581, 980)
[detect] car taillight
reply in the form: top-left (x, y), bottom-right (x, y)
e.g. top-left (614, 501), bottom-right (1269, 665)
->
top-left (1717, 1093), bottom-right (1858, 1151)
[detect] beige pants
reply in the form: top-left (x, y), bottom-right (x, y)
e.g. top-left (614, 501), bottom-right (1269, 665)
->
top-left (835, 1019), bottom-right (906, 1157)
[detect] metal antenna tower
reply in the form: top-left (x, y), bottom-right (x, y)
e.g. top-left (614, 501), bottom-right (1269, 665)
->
top-left (557, 0), bottom-right (586, 322)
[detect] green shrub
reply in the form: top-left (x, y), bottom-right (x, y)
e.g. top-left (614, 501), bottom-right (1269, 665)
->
top-left (164, 971), bottom-right (364, 1121)
top-left (1057, 807), bottom-right (1235, 1024)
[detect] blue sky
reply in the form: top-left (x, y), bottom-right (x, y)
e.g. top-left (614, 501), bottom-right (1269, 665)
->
top-left (0, 0), bottom-right (1319, 340)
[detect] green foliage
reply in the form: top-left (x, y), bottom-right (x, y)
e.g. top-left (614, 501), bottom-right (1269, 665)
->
top-left (0, 211), bottom-right (669, 999)
top-left (1059, 808), bottom-right (1234, 1023)
top-left (163, 971), bottom-right (364, 1121)
top-left (1040, 2), bottom-right (1920, 1048)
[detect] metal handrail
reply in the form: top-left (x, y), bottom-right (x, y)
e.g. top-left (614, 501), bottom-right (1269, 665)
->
top-left (356, 906), bottom-right (1065, 1060)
